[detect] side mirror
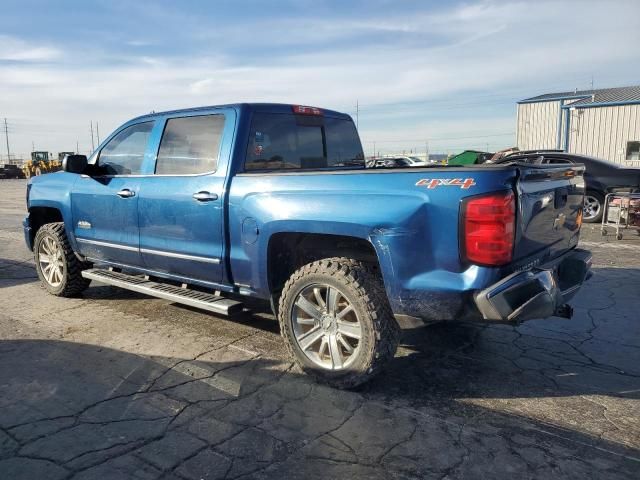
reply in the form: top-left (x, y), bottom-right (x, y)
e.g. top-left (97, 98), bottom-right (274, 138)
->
top-left (62, 154), bottom-right (88, 174)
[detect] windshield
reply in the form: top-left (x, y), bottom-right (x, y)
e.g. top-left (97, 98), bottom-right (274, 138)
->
top-left (245, 113), bottom-right (364, 171)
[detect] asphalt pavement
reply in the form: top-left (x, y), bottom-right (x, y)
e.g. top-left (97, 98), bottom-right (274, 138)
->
top-left (0, 178), bottom-right (639, 479)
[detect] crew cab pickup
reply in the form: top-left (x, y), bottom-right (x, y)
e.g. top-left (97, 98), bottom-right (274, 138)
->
top-left (24, 103), bottom-right (592, 387)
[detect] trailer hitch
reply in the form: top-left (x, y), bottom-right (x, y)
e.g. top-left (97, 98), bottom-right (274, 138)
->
top-left (554, 304), bottom-right (573, 319)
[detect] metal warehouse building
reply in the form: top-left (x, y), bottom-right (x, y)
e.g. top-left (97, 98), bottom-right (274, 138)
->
top-left (516, 85), bottom-right (640, 165)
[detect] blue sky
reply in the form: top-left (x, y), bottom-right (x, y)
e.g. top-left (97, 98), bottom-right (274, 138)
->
top-left (1, 0), bottom-right (639, 157)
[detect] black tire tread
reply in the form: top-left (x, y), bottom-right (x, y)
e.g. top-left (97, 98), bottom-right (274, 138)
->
top-left (34, 222), bottom-right (91, 297)
top-left (278, 257), bottom-right (400, 389)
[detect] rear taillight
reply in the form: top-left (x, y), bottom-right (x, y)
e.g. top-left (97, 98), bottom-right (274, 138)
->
top-left (462, 190), bottom-right (515, 266)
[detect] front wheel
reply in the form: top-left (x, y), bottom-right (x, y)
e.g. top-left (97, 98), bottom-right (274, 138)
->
top-left (279, 257), bottom-right (399, 389)
top-left (34, 222), bottom-right (91, 296)
top-left (583, 190), bottom-right (604, 223)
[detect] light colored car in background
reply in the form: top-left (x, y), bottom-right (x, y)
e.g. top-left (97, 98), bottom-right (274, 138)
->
top-left (366, 156), bottom-right (432, 168)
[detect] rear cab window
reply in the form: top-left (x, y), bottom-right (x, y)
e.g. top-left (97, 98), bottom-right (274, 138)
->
top-left (244, 112), bottom-right (364, 172)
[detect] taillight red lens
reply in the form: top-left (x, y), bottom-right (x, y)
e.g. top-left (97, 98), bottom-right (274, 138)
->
top-left (462, 190), bottom-right (515, 266)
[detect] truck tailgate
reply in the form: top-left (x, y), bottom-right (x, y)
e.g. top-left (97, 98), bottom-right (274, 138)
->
top-left (513, 164), bottom-right (585, 266)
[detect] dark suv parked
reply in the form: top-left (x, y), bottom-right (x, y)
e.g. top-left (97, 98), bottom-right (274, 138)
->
top-left (0, 164), bottom-right (25, 179)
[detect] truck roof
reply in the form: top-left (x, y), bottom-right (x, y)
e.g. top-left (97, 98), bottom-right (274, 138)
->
top-left (129, 103), bottom-right (351, 123)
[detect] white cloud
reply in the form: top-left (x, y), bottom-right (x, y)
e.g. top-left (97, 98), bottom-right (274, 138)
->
top-left (126, 40), bottom-right (154, 47)
top-left (0, 35), bottom-right (62, 62)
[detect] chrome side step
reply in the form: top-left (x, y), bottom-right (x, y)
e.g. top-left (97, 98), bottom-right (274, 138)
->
top-left (81, 268), bottom-right (243, 316)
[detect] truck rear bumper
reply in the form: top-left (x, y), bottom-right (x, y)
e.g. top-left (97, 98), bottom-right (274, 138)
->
top-left (474, 248), bottom-right (592, 323)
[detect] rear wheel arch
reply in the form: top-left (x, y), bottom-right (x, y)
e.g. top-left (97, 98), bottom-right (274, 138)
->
top-left (266, 232), bottom-right (383, 302)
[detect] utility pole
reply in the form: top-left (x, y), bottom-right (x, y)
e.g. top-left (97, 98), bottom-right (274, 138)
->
top-left (96, 122), bottom-right (100, 145)
top-left (90, 121), bottom-right (95, 151)
top-left (373, 141), bottom-right (376, 158)
top-left (4, 118), bottom-right (10, 161)
top-left (425, 140), bottom-right (429, 162)
top-left (76, 140), bottom-right (79, 153)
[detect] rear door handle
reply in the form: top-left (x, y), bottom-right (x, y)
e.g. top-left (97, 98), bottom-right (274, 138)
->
top-left (116, 189), bottom-right (135, 198)
top-left (192, 191), bottom-right (218, 202)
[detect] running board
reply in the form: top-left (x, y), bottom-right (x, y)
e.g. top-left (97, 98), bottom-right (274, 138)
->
top-left (81, 268), bottom-right (243, 316)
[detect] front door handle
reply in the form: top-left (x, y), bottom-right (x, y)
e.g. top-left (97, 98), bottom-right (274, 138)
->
top-left (116, 189), bottom-right (136, 198)
top-left (192, 191), bottom-right (218, 202)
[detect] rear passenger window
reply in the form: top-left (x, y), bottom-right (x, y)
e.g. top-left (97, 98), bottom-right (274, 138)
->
top-left (155, 115), bottom-right (225, 175)
top-left (99, 122), bottom-right (153, 175)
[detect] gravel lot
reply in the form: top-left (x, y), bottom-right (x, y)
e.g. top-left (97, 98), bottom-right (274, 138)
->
top-left (1, 178), bottom-right (639, 479)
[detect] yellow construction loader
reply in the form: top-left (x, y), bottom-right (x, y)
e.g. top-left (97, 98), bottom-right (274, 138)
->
top-left (22, 151), bottom-right (62, 178)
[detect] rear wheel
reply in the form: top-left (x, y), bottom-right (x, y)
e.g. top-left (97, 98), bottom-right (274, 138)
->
top-left (583, 190), bottom-right (604, 223)
top-left (279, 257), bottom-right (399, 389)
top-left (34, 222), bottom-right (91, 296)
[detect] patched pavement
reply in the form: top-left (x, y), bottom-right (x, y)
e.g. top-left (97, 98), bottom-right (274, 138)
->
top-left (0, 179), bottom-right (639, 479)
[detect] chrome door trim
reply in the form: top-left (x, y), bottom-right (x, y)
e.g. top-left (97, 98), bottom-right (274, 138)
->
top-left (77, 240), bottom-right (221, 264)
top-left (140, 248), bottom-right (221, 264)
top-left (76, 238), bottom-right (138, 252)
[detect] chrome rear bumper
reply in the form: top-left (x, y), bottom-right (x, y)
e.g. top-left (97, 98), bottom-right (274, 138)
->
top-left (474, 249), bottom-right (592, 323)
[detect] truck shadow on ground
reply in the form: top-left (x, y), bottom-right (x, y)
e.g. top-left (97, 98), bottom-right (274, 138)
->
top-left (0, 338), bottom-right (637, 479)
top-left (0, 258), bottom-right (38, 288)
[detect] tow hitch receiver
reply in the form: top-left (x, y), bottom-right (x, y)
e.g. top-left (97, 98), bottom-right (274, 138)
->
top-left (554, 304), bottom-right (573, 319)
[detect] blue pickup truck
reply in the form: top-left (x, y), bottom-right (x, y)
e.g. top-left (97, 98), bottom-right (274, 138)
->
top-left (24, 103), bottom-right (592, 387)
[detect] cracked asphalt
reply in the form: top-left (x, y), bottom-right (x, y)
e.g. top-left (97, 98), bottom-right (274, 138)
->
top-left (1, 178), bottom-right (639, 479)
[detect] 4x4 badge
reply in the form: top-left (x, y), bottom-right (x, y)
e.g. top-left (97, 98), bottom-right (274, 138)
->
top-left (416, 178), bottom-right (476, 189)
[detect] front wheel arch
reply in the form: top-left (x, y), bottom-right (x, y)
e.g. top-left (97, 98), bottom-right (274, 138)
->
top-left (28, 207), bottom-right (64, 249)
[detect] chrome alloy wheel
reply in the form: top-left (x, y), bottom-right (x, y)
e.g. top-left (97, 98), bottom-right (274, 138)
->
top-left (583, 195), bottom-right (601, 221)
top-left (291, 284), bottom-right (362, 371)
top-left (38, 235), bottom-right (65, 287)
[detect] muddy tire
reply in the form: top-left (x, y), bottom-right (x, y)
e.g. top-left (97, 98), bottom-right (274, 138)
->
top-left (279, 257), bottom-right (399, 389)
top-left (34, 222), bottom-right (91, 297)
